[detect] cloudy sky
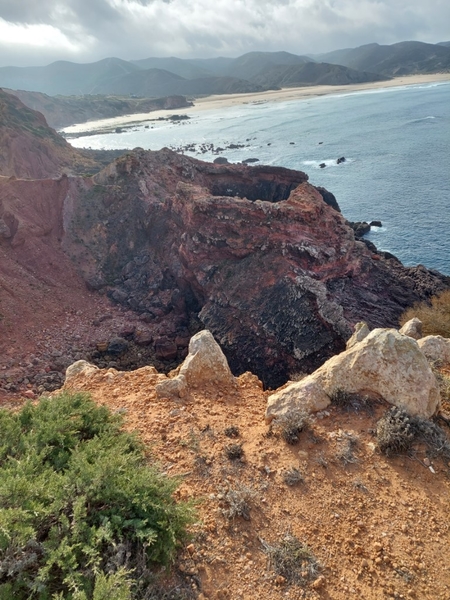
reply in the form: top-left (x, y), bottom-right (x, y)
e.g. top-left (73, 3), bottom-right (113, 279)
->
top-left (0, 0), bottom-right (449, 67)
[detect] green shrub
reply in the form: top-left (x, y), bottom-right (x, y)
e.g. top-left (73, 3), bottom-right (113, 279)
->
top-left (0, 392), bottom-right (195, 600)
top-left (400, 289), bottom-right (450, 338)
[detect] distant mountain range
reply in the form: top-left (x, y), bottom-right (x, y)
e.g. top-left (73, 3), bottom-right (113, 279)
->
top-left (314, 41), bottom-right (450, 77)
top-left (0, 41), bottom-right (448, 129)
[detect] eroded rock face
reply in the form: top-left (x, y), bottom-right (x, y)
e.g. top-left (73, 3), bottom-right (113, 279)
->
top-left (266, 329), bottom-right (441, 420)
top-left (59, 148), bottom-right (450, 387)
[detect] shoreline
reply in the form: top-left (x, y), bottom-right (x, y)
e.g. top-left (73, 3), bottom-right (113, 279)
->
top-left (62, 73), bottom-right (450, 135)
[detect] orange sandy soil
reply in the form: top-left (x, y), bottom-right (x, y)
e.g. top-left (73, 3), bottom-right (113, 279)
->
top-left (54, 365), bottom-right (450, 600)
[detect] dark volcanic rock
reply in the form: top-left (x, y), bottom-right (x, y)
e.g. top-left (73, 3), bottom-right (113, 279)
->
top-left (57, 148), bottom-right (449, 387)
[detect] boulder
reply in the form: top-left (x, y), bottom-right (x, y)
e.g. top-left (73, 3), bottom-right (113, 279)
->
top-left (65, 360), bottom-right (99, 385)
top-left (399, 318), bottom-right (423, 340)
top-left (417, 335), bottom-right (450, 364)
top-left (266, 328), bottom-right (440, 420)
top-left (346, 321), bottom-right (370, 349)
top-left (155, 374), bottom-right (188, 400)
top-left (179, 330), bottom-right (236, 388)
top-left (107, 336), bottom-right (129, 355)
top-left (154, 337), bottom-right (178, 360)
top-left (266, 377), bottom-right (331, 421)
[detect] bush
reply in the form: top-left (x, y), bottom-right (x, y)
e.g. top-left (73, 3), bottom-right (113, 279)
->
top-left (0, 392), bottom-right (195, 600)
top-left (400, 290), bottom-right (450, 338)
top-left (376, 406), bottom-right (450, 460)
top-left (271, 410), bottom-right (309, 445)
top-left (261, 533), bottom-right (320, 584)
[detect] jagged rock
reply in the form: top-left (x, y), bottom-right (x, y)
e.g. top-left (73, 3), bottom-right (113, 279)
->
top-left (107, 336), bottom-right (129, 355)
top-left (65, 360), bottom-right (99, 384)
top-left (3, 145), bottom-right (450, 389)
top-left (346, 322), bottom-right (370, 349)
top-left (155, 374), bottom-right (188, 400)
top-left (417, 335), bottom-right (450, 364)
top-left (155, 337), bottom-right (178, 360)
top-left (179, 330), bottom-right (236, 389)
top-left (266, 329), bottom-right (440, 420)
top-left (399, 317), bottom-right (423, 340)
top-left (134, 328), bottom-right (153, 346)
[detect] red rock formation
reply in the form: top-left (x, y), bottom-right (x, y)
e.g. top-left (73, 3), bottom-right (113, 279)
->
top-left (0, 89), bottom-right (95, 179)
top-left (1, 92), bottom-right (449, 393)
top-left (59, 148), bottom-right (449, 387)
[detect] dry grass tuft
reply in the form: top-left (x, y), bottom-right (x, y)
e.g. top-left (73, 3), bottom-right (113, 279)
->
top-left (400, 289), bottom-right (450, 338)
top-left (376, 407), bottom-right (450, 460)
top-left (271, 409), bottom-right (309, 445)
top-left (261, 533), bottom-right (321, 584)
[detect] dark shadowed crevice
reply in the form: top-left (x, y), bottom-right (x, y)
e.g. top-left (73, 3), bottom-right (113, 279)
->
top-left (209, 179), bottom-right (301, 202)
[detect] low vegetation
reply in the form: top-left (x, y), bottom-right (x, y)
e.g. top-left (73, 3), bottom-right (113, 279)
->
top-left (400, 289), bottom-right (450, 338)
top-left (260, 533), bottom-right (321, 585)
top-left (271, 409), bottom-right (309, 445)
top-left (0, 392), bottom-right (195, 600)
top-left (376, 406), bottom-right (450, 460)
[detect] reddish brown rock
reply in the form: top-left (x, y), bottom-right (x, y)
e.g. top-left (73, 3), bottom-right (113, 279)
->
top-left (60, 148), bottom-right (450, 387)
top-left (1, 127), bottom-right (449, 392)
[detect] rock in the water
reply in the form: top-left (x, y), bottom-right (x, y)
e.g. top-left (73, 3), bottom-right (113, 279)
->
top-left (336, 157), bottom-right (346, 164)
top-left (346, 322), bottom-right (370, 349)
top-left (417, 335), bottom-right (450, 364)
top-left (179, 330), bottom-right (236, 388)
top-left (399, 318), bottom-right (423, 340)
top-left (267, 328), bottom-right (440, 420)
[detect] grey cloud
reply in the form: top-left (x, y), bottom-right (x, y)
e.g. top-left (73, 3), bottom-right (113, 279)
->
top-left (0, 0), bottom-right (449, 67)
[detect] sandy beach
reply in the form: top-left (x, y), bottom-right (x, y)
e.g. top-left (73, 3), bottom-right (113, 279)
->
top-left (62, 72), bottom-right (450, 134)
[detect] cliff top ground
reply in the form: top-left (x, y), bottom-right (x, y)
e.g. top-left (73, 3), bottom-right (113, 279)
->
top-left (56, 363), bottom-right (450, 600)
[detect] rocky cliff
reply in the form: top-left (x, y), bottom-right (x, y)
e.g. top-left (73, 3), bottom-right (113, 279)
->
top-left (0, 89), bottom-right (96, 178)
top-left (1, 92), bottom-right (449, 392)
top-left (58, 149), bottom-right (449, 387)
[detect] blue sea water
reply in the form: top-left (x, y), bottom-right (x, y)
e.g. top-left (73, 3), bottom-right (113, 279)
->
top-left (68, 81), bottom-right (450, 274)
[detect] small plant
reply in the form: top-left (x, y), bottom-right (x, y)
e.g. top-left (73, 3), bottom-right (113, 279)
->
top-left (221, 485), bottom-right (255, 520)
top-left (272, 410), bottom-right (309, 445)
top-left (283, 467), bottom-right (304, 486)
top-left (336, 431), bottom-right (359, 464)
top-left (352, 478), bottom-right (368, 493)
top-left (261, 533), bottom-right (321, 584)
top-left (376, 407), bottom-right (416, 456)
top-left (331, 389), bottom-right (373, 413)
top-left (224, 425), bottom-right (240, 438)
top-left (376, 406), bottom-right (450, 460)
top-left (225, 443), bottom-right (244, 460)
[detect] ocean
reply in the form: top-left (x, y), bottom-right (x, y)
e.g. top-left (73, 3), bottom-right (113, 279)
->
top-left (66, 81), bottom-right (450, 275)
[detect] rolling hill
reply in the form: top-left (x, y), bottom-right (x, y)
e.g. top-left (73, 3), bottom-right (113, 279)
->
top-left (317, 41), bottom-right (450, 76)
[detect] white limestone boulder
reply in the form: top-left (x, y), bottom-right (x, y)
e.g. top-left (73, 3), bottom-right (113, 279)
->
top-left (65, 360), bottom-right (99, 385)
top-left (399, 317), bottom-right (423, 340)
top-left (155, 374), bottom-right (188, 400)
top-left (267, 328), bottom-right (440, 421)
top-left (179, 330), bottom-right (236, 388)
top-left (417, 335), bottom-right (450, 364)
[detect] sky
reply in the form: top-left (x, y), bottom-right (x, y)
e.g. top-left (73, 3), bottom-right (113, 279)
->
top-left (0, 0), bottom-right (449, 67)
